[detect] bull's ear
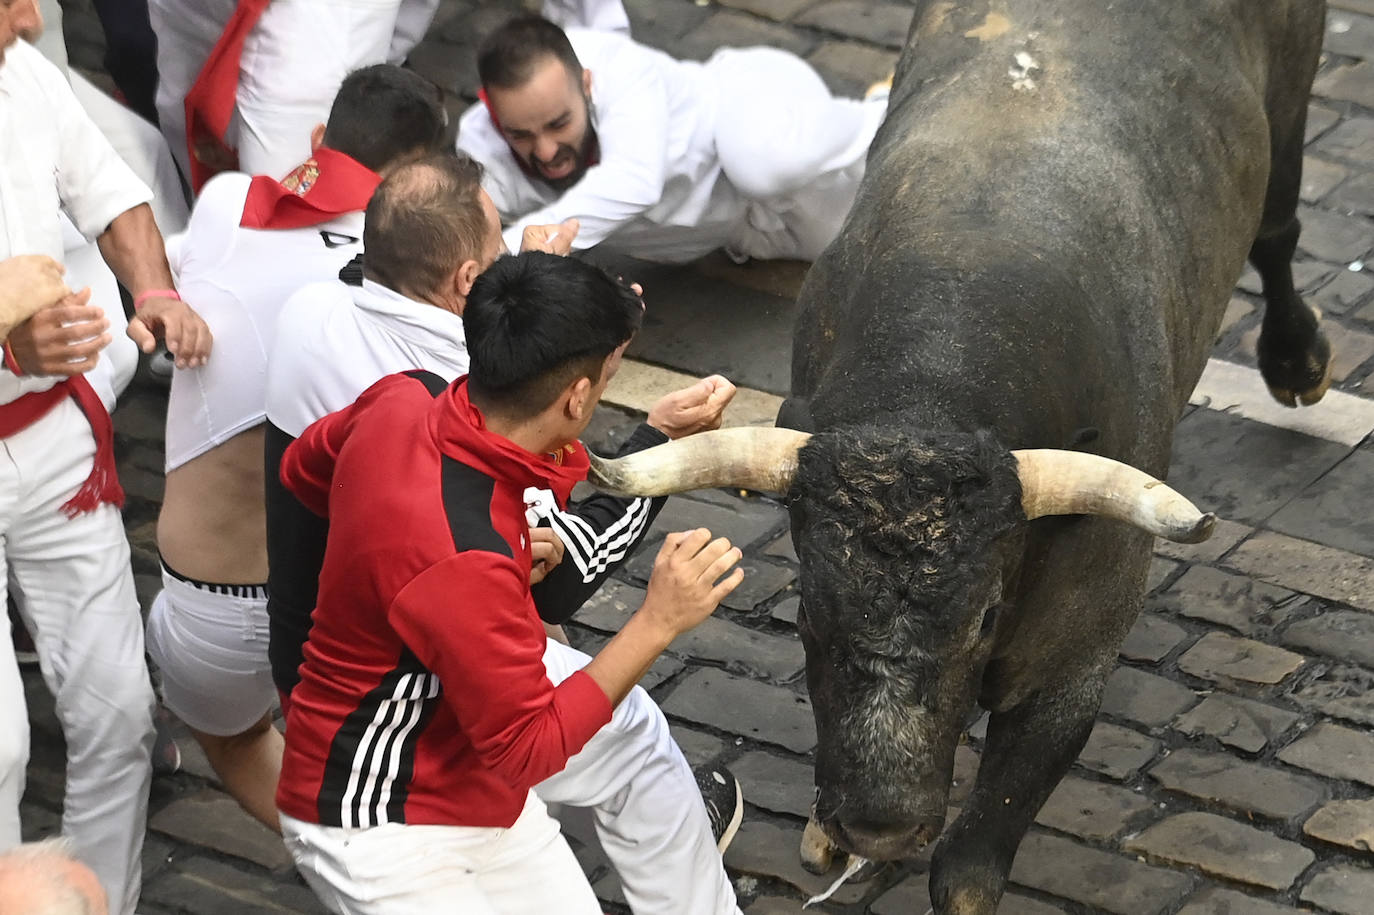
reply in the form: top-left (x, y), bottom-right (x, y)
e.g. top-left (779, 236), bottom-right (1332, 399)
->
top-left (777, 397), bottom-right (815, 433)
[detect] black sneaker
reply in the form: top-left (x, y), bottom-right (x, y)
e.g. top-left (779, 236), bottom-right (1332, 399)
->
top-left (693, 762), bottom-right (743, 854)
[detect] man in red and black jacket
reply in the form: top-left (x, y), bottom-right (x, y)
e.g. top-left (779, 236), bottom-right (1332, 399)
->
top-left (276, 250), bottom-right (746, 914)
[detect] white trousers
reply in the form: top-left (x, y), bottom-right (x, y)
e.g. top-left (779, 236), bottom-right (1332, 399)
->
top-left (283, 637), bottom-right (738, 915)
top-left (542, 0), bottom-right (630, 34)
top-left (0, 399), bottom-right (155, 915)
top-left (282, 793), bottom-right (602, 915)
top-left (146, 571), bottom-right (274, 737)
top-left (707, 47), bottom-right (888, 261)
top-left (149, 0), bottom-right (442, 183)
top-left (537, 640), bottom-right (740, 915)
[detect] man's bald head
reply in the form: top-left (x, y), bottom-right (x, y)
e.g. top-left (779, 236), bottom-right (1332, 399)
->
top-left (0, 839), bottom-right (108, 914)
top-left (363, 153), bottom-right (496, 302)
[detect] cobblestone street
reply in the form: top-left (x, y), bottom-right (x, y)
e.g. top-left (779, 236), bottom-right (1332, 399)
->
top-left (28, 0), bottom-right (1374, 912)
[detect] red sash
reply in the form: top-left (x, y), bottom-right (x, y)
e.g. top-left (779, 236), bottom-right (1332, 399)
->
top-left (184, 0), bottom-right (271, 193)
top-left (0, 377), bottom-right (124, 518)
top-left (239, 148), bottom-right (382, 230)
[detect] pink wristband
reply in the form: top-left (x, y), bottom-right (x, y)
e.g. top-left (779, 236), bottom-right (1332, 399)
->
top-left (133, 288), bottom-right (180, 311)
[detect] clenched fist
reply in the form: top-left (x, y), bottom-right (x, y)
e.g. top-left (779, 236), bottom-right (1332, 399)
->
top-left (647, 374), bottom-right (737, 440)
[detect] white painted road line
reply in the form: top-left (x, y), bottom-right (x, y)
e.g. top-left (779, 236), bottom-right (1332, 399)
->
top-left (1189, 357), bottom-right (1374, 447)
top-left (605, 359), bottom-right (785, 428)
top-left (608, 356), bottom-right (1374, 446)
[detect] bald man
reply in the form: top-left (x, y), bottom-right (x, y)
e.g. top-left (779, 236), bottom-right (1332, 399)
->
top-left (0, 839), bottom-right (109, 915)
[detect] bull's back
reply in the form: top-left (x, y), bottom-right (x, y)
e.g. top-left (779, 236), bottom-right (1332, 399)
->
top-left (794, 0), bottom-right (1324, 463)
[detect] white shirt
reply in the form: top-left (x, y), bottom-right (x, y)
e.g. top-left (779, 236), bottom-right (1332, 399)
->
top-left (265, 278), bottom-right (470, 437)
top-left (0, 39), bottom-right (152, 406)
top-left (163, 171), bottom-right (364, 470)
top-left (457, 28), bottom-right (745, 263)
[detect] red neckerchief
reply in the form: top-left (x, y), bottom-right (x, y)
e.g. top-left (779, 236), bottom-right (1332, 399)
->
top-left (184, 0), bottom-right (271, 193)
top-left (478, 87), bottom-right (601, 183)
top-left (432, 377), bottom-right (588, 506)
top-left (239, 148), bottom-right (381, 230)
top-left (0, 376), bottom-right (123, 517)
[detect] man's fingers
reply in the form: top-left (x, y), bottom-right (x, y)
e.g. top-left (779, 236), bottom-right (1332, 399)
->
top-left (708, 567), bottom-right (746, 603)
top-left (700, 545), bottom-right (743, 585)
top-left (667, 528), bottom-right (712, 560)
top-left (64, 333), bottom-right (111, 360)
top-left (126, 316), bottom-right (156, 353)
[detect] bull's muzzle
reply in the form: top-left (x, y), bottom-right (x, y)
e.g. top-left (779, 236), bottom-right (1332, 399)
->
top-left (822, 809), bottom-right (945, 862)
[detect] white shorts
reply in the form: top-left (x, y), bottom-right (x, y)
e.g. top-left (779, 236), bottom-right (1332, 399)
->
top-left (145, 567), bottom-right (275, 736)
top-left (281, 793), bottom-right (602, 915)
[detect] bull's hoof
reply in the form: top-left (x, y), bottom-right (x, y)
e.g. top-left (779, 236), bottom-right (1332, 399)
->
top-left (800, 812), bottom-right (837, 874)
top-left (1259, 315), bottom-right (1333, 409)
top-left (1264, 353), bottom-right (1332, 408)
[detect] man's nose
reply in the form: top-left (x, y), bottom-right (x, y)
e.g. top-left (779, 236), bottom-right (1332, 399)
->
top-left (16, 0), bottom-right (44, 40)
top-left (534, 136), bottom-right (560, 163)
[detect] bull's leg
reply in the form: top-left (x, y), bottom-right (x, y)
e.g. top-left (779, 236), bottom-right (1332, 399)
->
top-left (926, 679), bottom-right (1102, 914)
top-left (1251, 111), bottom-right (1332, 407)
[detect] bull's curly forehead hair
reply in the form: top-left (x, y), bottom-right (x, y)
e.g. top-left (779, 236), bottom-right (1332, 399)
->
top-left (478, 14), bottom-right (584, 90)
top-left (463, 251), bottom-right (643, 419)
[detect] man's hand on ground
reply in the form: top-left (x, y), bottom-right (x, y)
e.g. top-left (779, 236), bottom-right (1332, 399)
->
top-left (0, 255), bottom-right (68, 336)
top-left (647, 374), bottom-right (737, 439)
top-left (529, 526), bottom-right (566, 585)
top-left (7, 288), bottom-right (110, 376)
top-left (127, 296), bottom-right (212, 368)
top-left (520, 218), bottom-right (580, 256)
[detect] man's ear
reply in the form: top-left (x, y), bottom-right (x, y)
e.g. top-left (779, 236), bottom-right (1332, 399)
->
top-left (310, 123), bottom-right (327, 153)
top-left (581, 68), bottom-right (593, 99)
top-left (566, 376), bottom-right (595, 421)
top-left (455, 259), bottom-right (482, 304)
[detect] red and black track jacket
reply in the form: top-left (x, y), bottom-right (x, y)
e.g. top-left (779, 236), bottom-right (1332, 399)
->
top-left (276, 372), bottom-right (622, 829)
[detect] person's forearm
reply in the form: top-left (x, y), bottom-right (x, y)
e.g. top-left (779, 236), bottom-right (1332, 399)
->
top-left (582, 609), bottom-right (675, 708)
top-left (96, 203), bottom-right (175, 298)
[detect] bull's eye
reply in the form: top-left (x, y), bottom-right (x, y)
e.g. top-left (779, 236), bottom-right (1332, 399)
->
top-left (980, 605), bottom-right (999, 634)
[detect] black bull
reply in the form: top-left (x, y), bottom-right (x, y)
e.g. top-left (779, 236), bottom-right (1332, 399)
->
top-left (588, 0), bottom-right (1333, 911)
top-left (781, 0), bottom-right (1329, 909)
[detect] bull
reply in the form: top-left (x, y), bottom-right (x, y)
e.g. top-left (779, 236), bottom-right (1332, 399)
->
top-left (588, 0), bottom-right (1332, 910)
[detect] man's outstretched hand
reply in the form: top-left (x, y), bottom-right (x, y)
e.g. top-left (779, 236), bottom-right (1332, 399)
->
top-left (647, 374), bottom-right (737, 440)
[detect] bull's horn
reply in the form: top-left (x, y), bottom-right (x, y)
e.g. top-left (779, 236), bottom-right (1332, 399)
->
top-left (1012, 449), bottom-right (1215, 543)
top-left (587, 427), bottom-right (810, 496)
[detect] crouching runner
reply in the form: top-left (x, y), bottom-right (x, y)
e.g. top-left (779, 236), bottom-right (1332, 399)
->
top-left (275, 251), bottom-right (745, 913)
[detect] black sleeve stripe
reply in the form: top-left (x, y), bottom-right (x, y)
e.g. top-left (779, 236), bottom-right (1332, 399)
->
top-left (402, 369), bottom-right (448, 398)
top-left (440, 457), bottom-right (514, 559)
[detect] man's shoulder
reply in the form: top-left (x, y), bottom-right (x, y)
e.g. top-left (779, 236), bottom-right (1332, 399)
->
top-left (280, 278), bottom-right (353, 320)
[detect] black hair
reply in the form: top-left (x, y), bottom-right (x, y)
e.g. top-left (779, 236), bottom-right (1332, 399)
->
top-left (363, 153), bottom-right (487, 298)
top-left (321, 64), bottom-right (448, 172)
top-left (477, 15), bottom-right (583, 90)
top-left (463, 252), bottom-right (644, 419)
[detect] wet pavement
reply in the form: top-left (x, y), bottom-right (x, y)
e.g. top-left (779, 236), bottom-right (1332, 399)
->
top-left (23, 0), bottom-right (1374, 912)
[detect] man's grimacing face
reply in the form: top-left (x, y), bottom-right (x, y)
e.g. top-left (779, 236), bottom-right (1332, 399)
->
top-left (486, 55), bottom-right (595, 191)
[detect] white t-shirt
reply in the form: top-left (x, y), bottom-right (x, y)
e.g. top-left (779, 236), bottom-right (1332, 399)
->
top-left (265, 278), bottom-right (470, 437)
top-left (457, 28), bottom-right (744, 263)
top-left (163, 172), bottom-right (364, 470)
top-left (0, 39), bottom-right (152, 406)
